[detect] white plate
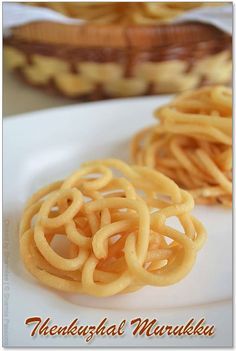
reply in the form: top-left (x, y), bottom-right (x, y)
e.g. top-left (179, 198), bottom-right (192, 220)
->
top-left (3, 96), bottom-right (232, 347)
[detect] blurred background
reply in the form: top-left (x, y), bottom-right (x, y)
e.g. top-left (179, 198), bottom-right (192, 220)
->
top-left (3, 2), bottom-right (232, 116)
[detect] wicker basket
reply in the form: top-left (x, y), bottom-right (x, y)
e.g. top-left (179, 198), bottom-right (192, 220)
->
top-left (4, 20), bottom-right (232, 100)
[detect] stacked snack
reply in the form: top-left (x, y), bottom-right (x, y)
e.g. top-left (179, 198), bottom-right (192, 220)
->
top-left (4, 2), bottom-right (231, 100)
top-left (30, 2), bottom-right (221, 24)
top-left (132, 86), bottom-right (232, 206)
top-left (20, 159), bottom-right (206, 297)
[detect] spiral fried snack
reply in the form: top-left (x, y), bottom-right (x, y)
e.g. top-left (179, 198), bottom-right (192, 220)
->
top-left (20, 159), bottom-right (206, 297)
top-left (132, 86), bottom-right (232, 206)
top-left (30, 2), bottom-right (222, 24)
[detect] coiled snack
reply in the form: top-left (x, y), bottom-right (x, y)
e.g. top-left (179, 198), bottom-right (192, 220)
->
top-left (132, 86), bottom-right (232, 206)
top-left (32, 2), bottom-right (222, 24)
top-left (20, 159), bottom-right (206, 297)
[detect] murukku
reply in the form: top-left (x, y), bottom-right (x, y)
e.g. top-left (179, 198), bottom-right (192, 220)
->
top-left (20, 159), bottom-right (206, 297)
top-left (131, 86), bottom-right (232, 206)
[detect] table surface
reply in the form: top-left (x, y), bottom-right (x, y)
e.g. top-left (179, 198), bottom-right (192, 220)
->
top-left (3, 66), bottom-right (76, 117)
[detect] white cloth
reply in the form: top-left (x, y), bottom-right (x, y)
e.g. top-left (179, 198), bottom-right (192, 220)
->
top-left (3, 3), bottom-right (85, 36)
top-left (174, 4), bottom-right (232, 34)
top-left (3, 3), bottom-right (232, 37)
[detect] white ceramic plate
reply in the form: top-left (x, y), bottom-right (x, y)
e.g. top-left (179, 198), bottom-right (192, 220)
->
top-left (3, 96), bottom-right (232, 347)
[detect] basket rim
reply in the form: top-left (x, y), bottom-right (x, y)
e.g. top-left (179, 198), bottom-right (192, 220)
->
top-left (11, 21), bottom-right (229, 49)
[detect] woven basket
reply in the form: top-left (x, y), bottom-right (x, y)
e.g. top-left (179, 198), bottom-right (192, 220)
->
top-left (4, 20), bottom-right (232, 100)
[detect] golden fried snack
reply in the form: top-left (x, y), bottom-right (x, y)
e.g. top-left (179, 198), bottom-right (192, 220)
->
top-left (131, 86), bottom-right (232, 206)
top-left (20, 159), bottom-right (206, 297)
top-left (28, 2), bottom-right (223, 24)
